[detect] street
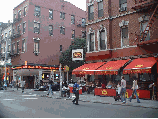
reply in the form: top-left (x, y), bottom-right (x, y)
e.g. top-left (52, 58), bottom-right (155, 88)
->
top-left (0, 89), bottom-right (158, 118)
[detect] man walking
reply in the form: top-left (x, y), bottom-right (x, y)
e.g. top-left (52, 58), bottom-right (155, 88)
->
top-left (47, 79), bottom-right (53, 95)
top-left (121, 76), bottom-right (126, 104)
top-left (16, 79), bottom-right (19, 91)
top-left (21, 80), bottom-right (25, 93)
top-left (129, 78), bottom-right (140, 103)
top-left (72, 82), bottom-right (79, 105)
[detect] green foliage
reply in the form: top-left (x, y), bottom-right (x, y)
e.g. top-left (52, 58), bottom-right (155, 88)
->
top-left (59, 38), bottom-right (87, 72)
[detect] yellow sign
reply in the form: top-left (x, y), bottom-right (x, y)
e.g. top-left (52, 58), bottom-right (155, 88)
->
top-left (106, 67), bottom-right (113, 69)
top-left (135, 64), bottom-right (143, 67)
top-left (125, 92), bottom-right (129, 98)
top-left (64, 65), bottom-right (69, 72)
top-left (83, 68), bottom-right (89, 70)
top-left (102, 89), bottom-right (108, 95)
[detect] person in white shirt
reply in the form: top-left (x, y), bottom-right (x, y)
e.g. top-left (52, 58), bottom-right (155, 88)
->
top-left (129, 78), bottom-right (140, 103)
top-left (121, 76), bottom-right (126, 104)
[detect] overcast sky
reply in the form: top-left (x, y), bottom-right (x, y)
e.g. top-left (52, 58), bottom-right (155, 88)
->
top-left (0, 0), bottom-right (86, 23)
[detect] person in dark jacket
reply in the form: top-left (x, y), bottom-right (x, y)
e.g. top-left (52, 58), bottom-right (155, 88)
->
top-left (72, 82), bottom-right (79, 105)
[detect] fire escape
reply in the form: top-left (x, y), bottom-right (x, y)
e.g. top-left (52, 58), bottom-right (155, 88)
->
top-left (132, 0), bottom-right (158, 46)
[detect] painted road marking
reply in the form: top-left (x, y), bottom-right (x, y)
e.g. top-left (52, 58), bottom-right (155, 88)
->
top-left (3, 99), bottom-right (15, 101)
top-left (0, 92), bottom-right (4, 93)
top-left (24, 98), bottom-right (38, 99)
top-left (22, 94), bottom-right (36, 96)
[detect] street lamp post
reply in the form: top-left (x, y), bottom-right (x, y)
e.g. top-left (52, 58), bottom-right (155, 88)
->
top-left (4, 38), bottom-right (8, 88)
top-left (59, 63), bottom-right (62, 97)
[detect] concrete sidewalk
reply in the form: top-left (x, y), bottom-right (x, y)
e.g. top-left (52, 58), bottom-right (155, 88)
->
top-left (52, 91), bottom-right (158, 109)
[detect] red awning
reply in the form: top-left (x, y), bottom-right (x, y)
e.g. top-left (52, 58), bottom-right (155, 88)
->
top-left (72, 62), bottom-right (106, 75)
top-left (95, 59), bottom-right (130, 75)
top-left (123, 57), bottom-right (157, 74)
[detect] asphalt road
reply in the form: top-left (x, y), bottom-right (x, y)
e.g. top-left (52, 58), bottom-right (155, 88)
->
top-left (0, 89), bottom-right (158, 118)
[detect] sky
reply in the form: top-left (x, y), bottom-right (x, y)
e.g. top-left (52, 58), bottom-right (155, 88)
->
top-left (0, 0), bottom-right (86, 23)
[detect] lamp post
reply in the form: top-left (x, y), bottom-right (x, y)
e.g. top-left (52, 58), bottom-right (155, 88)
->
top-left (59, 63), bottom-right (62, 97)
top-left (4, 37), bottom-right (8, 88)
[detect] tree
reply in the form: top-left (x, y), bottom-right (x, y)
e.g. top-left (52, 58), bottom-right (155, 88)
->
top-left (59, 38), bottom-right (87, 73)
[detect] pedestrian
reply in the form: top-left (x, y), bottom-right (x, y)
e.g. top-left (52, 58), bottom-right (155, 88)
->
top-left (21, 80), bottom-right (25, 93)
top-left (16, 80), bottom-right (19, 90)
top-left (47, 79), bottom-right (53, 95)
top-left (121, 76), bottom-right (126, 104)
top-left (129, 78), bottom-right (140, 103)
top-left (72, 82), bottom-right (80, 105)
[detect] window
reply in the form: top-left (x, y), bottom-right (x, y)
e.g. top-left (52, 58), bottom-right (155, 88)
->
top-left (24, 7), bottom-right (27, 16)
top-left (60, 45), bottom-right (62, 52)
top-left (140, 22), bottom-right (150, 41)
top-left (9, 31), bottom-right (11, 36)
top-left (49, 25), bottom-right (53, 36)
top-left (98, 1), bottom-right (103, 18)
top-left (60, 26), bottom-right (65, 35)
top-left (14, 14), bottom-right (16, 19)
top-left (71, 30), bottom-right (75, 39)
top-left (60, 12), bottom-right (65, 20)
top-left (81, 18), bottom-right (86, 27)
top-left (89, 33), bottom-right (94, 52)
top-left (99, 30), bottom-right (106, 50)
top-left (17, 25), bottom-right (20, 34)
top-left (35, 6), bottom-right (40, 16)
top-left (119, 0), bottom-right (127, 12)
top-left (49, 9), bottom-right (53, 19)
top-left (5, 33), bottom-right (7, 38)
top-left (8, 45), bottom-right (11, 52)
top-left (23, 22), bottom-right (26, 33)
top-left (71, 15), bottom-right (75, 24)
top-left (17, 41), bottom-right (19, 54)
top-left (34, 41), bottom-right (39, 53)
top-left (18, 10), bottom-right (21, 19)
top-left (121, 27), bottom-right (129, 47)
top-left (22, 39), bottom-right (26, 52)
top-left (34, 22), bottom-right (40, 34)
top-left (82, 31), bottom-right (86, 38)
top-left (12, 43), bottom-right (15, 54)
top-left (88, 5), bottom-right (94, 20)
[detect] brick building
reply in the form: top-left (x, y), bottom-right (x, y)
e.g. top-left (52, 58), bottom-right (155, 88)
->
top-left (73, 0), bottom-right (158, 100)
top-left (11, 0), bottom-right (86, 88)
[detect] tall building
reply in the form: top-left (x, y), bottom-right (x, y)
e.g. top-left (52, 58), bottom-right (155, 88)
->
top-left (73, 0), bottom-right (158, 100)
top-left (11, 0), bottom-right (86, 88)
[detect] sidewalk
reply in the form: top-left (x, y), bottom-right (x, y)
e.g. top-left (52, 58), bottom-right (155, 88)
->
top-left (53, 92), bottom-right (158, 109)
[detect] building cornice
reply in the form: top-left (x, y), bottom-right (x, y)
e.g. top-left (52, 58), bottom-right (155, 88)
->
top-left (86, 11), bottom-right (137, 26)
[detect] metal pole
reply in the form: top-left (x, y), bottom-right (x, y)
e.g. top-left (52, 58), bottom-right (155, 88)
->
top-left (59, 63), bottom-right (62, 97)
top-left (4, 39), bottom-right (8, 88)
top-left (53, 71), bottom-right (54, 82)
top-left (67, 71), bottom-right (68, 85)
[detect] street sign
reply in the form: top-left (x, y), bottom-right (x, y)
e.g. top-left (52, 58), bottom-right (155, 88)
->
top-left (64, 65), bottom-right (69, 72)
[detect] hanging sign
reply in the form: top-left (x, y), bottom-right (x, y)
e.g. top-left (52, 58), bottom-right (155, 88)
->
top-left (72, 49), bottom-right (83, 61)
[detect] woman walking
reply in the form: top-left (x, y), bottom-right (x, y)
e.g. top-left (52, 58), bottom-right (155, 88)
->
top-left (121, 76), bottom-right (126, 104)
top-left (129, 78), bottom-right (140, 103)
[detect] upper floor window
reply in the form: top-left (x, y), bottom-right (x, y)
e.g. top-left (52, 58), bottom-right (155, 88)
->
top-left (5, 33), bottom-right (7, 38)
top-left (119, 0), bottom-right (127, 12)
top-left (49, 9), bottom-right (53, 19)
top-left (35, 6), bottom-right (40, 17)
top-left (12, 42), bottom-right (16, 54)
top-left (71, 30), bottom-right (75, 39)
top-left (88, 5), bottom-right (94, 20)
top-left (60, 45), bottom-right (62, 52)
top-left (34, 22), bottom-right (40, 34)
top-left (24, 7), bottom-right (27, 16)
top-left (98, 1), bottom-right (103, 18)
top-left (121, 27), bottom-right (128, 47)
top-left (17, 25), bottom-right (20, 34)
top-left (81, 18), bottom-right (86, 27)
top-left (8, 45), bottom-right (11, 52)
top-left (9, 31), bottom-right (11, 36)
top-left (49, 25), bottom-right (53, 36)
top-left (34, 41), bottom-right (39, 54)
top-left (23, 22), bottom-right (26, 33)
top-left (22, 39), bottom-right (26, 52)
top-left (99, 30), bottom-right (106, 50)
top-left (17, 41), bottom-right (19, 54)
top-left (89, 33), bottom-right (94, 52)
top-left (60, 26), bottom-right (65, 35)
top-left (18, 10), bottom-right (21, 19)
top-left (14, 14), bottom-right (16, 19)
top-left (71, 15), bottom-right (75, 24)
top-left (60, 12), bottom-right (65, 20)
top-left (82, 31), bottom-right (86, 38)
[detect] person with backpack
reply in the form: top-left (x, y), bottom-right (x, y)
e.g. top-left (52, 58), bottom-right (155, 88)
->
top-left (72, 82), bottom-right (79, 105)
top-left (129, 78), bottom-right (140, 103)
top-left (47, 79), bottom-right (53, 95)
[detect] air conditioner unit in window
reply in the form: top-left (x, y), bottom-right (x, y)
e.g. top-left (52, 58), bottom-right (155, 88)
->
top-left (120, 7), bottom-right (127, 12)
